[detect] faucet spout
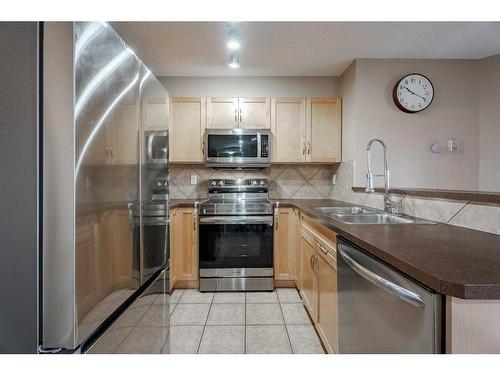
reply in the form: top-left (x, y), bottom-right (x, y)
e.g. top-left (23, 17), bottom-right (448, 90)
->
top-left (365, 138), bottom-right (393, 213)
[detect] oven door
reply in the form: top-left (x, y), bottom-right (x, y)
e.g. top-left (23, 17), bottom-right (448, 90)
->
top-left (199, 215), bottom-right (274, 277)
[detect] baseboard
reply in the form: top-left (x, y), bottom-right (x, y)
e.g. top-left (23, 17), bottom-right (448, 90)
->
top-left (274, 280), bottom-right (296, 288)
top-left (171, 280), bottom-right (199, 290)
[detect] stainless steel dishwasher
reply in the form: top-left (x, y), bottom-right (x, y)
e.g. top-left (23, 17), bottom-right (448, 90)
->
top-left (336, 237), bottom-right (442, 353)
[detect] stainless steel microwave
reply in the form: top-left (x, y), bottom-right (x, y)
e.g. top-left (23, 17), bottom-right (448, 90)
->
top-left (204, 129), bottom-right (271, 168)
top-left (145, 130), bottom-right (168, 167)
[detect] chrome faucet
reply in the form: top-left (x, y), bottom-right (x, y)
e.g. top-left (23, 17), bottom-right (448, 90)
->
top-left (365, 138), bottom-right (396, 213)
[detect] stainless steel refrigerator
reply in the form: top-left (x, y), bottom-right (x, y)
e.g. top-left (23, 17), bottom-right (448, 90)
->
top-left (41, 22), bottom-right (170, 353)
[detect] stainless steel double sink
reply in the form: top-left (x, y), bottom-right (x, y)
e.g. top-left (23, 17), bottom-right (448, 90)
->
top-left (314, 206), bottom-right (436, 225)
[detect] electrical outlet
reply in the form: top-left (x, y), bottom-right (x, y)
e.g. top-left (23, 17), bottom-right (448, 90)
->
top-left (190, 174), bottom-right (198, 185)
top-left (332, 174), bottom-right (337, 185)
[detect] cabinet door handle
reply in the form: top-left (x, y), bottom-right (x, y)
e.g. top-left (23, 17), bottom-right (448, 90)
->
top-left (234, 108), bottom-right (238, 122)
top-left (309, 254), bottom-right (314, 271)
top-left (275, 210), bottom-right (279, 230)
top-left (307, 142), bottom-right (311, 155)
top-left (302, 141), bottom-right (306, 155)
top-left (110, 145), bottom-right (113, 158)
top-left (239, 108), bottom-right (242, 123)
top-left (106, 145), bottom-right (110, 158)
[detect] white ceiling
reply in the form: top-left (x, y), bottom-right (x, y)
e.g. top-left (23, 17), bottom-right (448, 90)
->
top-left (111, 22), bottom-right (500, 77)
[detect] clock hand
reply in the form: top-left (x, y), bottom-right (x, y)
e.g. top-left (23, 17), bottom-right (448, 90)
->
top-left (403, 86), bottom-right (427, 102)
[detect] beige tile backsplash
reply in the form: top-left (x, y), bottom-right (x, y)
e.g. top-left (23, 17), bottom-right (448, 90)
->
top-left (83, 161), bottom-right (500, 236)
top-left (330, 160), bottom-right (500, 235)
top-left (169, 164), bottom-right (340, 200)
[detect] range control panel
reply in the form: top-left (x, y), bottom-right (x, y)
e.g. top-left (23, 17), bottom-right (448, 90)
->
top-left (209, 179), bottom-right (268, 188)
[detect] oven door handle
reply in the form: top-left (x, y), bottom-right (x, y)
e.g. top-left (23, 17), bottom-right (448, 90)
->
top-left (199, 216), bottom-right (273, 225)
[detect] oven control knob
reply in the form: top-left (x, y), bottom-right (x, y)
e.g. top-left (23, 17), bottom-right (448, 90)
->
top-left (218, 180), bottom-right (224, 186)
top-left (252, 180), bottom-right (258, 186)
top-left (259, 180), bottom-right (265, 186)
top-left (211, 181), bottom-right (217, 186)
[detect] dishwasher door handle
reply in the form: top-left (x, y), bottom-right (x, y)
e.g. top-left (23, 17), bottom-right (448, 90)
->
top-left (338, 245), bottom-right (425, 308)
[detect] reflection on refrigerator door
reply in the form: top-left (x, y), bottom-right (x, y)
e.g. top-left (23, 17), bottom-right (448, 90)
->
top-left (86, 270), bottom-right (170, 354)
top-left (42, 21), bottom-right (170, 352)
top-left (74, 20), bottom-right (142, 347)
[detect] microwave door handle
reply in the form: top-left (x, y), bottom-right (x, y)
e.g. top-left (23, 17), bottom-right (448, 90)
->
top-left (338, 245), bottom-right (425, 308)
top-left (147, 134), bottom-right (154, 160)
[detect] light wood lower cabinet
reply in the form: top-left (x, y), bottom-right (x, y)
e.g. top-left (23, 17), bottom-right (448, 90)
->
top-left (317, 246), bottom-right (338, 353)
top-left (76, 215), bottom-right (100, 322)
top-left (300, 227), bottom-right (319, 321)
top-left (299, 215), bottom-right (339, 353)
top-left (170, 207), bottom-right (198, 289)
top-left (76, 209), bottom-right (134, 323)
top-left (112, 209), bottom-right (134, 288)
top-left (273, 207), bottom-right (297, 282)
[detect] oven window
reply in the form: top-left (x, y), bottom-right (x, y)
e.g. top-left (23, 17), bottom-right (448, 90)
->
top-left (199, 223), bottom-right (273, 269)
top-left (207, 135), bottom-right (258, 158)
top-left (149, 135), bottom-right (168, 159)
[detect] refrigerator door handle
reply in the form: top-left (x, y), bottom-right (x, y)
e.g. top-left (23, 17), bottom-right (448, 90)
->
top-left (338, 245), bottom-right (425, 308)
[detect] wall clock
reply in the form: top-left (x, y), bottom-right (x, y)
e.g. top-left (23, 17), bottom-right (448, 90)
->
top-left (392, 73), bottom-right (434, 113)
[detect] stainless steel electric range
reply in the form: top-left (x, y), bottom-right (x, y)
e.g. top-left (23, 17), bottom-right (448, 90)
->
top-left (198, 178), bottom-right (274, 292)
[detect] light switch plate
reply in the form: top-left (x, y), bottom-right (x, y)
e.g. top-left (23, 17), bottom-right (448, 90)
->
top-left (190, 174), bottom-right (198, 185)
top-left (448, 139), bottom-right (460, 152)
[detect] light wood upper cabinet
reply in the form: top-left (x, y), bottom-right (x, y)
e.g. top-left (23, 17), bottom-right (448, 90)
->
top-left (169, 96), bottom-right (341, 163)
top-left (169, 97), bottom-right (206, 162)
top-left (306, 98), bottom-right (342, 162)
top-left (206, 97), bottom-right (238, 129)
top-left (206, 97), bottom-right (271, 129)
top-left (271, 98), bottom-right (306, 162)
top-left (273, 207), bottom-right (296, 281)
top-left (170, 208), bottom-right (198, 288)
top-left (109, 104), bottom-right (138, 165)
top-left (143, 98), bottom-right (169, 131)
top-left (239, 97), bottom-right (271, 129)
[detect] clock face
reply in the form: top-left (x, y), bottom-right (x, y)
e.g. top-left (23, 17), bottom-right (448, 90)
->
top-left (393, 73), bottom-right (434, 113)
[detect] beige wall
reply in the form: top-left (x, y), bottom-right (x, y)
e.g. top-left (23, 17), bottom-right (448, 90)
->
top-left (339, 61), bottom-right (357, 163)
top-left (478, 54), bottom-right (500, 191)
top-left (340, 58), bottom-right (480, 190)
top-left (159, 76), bottom-right (339, 97)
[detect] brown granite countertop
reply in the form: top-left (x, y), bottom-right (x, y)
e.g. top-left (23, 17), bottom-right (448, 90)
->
top-left (170, 199), bottom-right (201, 208)
top-left (276, 199), bottom-right (500, 300)
top-left (169, 198), bottom-right (500, 299)
top-left (352, 186), bottom-right (500, 205)
top-left (77, 201), bottom-right (131, 216)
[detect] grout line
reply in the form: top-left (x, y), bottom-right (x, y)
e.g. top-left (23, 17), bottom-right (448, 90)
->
top-left (195, 297), bottom-right (213, 354)
top-left (446, 201), bottom-right (470, 224)
top-left (276, 293), bottom-right (294, 353)
top-left (244, 292), bottom-right (247, 354)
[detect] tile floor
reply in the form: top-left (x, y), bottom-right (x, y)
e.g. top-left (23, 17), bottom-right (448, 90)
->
top-left (169, 288), bottom-right (325, 354)
top-left (88, 289), bottom-right (169, 354)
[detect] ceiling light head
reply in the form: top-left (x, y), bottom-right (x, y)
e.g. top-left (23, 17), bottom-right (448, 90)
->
top-left (227, 28), bottom-right (240, 50)
top-left (228, 51), bottom-right (240, 69)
